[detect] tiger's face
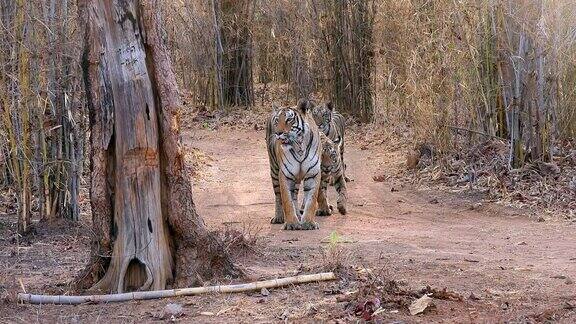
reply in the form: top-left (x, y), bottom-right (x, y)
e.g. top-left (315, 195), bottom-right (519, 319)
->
top-left (312, 102), bottom-right (333, 129)
top-left (321, 139), bottom-right (339, 171)
top-left (271, 107), bottom-right (303, 146)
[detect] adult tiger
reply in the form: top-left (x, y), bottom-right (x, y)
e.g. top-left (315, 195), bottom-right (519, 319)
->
top-left (311, 102), bottom-right (350, 182)
top-left (317, 133), bottom-right (348, 216)
top-left (266, 99), bottom-right (321, 230)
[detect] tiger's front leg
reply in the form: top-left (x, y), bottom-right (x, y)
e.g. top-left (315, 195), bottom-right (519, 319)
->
top-left (270, 171), bottom-right (285, 224)
top-left (271, 195), bottom-right (285, 224)
top-left (339, 141), bottom-right (352, 183)
top-left (278, 171), bottom-right (301, 230)
top-left (316, 176), bottom-right (332, 216)
top-left (333, 172), bottom-right (348, 215)
top-left (300, 173), bottom-right (321, 230)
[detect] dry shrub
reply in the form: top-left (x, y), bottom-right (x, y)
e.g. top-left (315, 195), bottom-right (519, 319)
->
top-left (375, 0), bottom-right (460, 151)
top-left (370, 0), bottom-right (576, 214)
top-left (320, 231), bottom-right (352, 273)
top-left (214, 224), bottom-right (261, 257)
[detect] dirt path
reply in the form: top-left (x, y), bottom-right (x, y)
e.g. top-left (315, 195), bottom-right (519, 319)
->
top-left (188, 127), bottom-right (576, 322)
top-left (2, 126), bottom-right (574, 323)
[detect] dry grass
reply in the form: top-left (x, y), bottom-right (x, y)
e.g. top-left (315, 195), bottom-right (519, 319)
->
top-left (167, 0), bottom-right (576, 158)
top-left (215, 225), bottom-right (262, 258)
top-left (375, 0), bottom-right (576, 149)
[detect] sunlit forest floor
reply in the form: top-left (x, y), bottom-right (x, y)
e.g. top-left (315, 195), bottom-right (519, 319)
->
top-left (1, 112), bottom-right (575, 323)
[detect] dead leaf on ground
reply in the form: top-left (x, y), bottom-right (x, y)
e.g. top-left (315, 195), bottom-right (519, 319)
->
top-left (323, 287), bottom-right (342, 295)
top-left (409, 295), bottom-right (434, 315)
top-left (420, 286), bottom-right (463, 301)
top-left (373, 174), bottom-right (387, 182)
top-left (354, 297), bottom-right (381, 321)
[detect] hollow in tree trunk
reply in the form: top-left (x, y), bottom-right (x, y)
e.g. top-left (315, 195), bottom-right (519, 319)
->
top-left (75, 0), bottom-right (239, 293)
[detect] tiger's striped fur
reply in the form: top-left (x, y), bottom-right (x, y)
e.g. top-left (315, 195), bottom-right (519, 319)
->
top-left (317, 133), bottom-right (348, 216)
top-left (311, 102), bottom-right (350, 182)
top-left (266, 99), bottom-right (321, 230)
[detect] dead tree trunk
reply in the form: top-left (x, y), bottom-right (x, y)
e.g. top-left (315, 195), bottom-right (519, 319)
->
top-left (76, 0), bottom-right (238, 293)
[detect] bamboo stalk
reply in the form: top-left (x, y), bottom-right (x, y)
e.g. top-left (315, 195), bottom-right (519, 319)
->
top-left (15, 0), bottom-right (33, 234)
top-left (18, 272), bottom-right (336, 305)
top-left (211, 0), bottom-right (225, 111)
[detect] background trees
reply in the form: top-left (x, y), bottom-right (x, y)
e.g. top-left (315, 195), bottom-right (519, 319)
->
top-left (315, 0), bottom-right (376, 122)
top-left (374, 0), bottom-right (576, 164)
top-left (1, 0), bottom-right (575, 233)
top-left (0, 0), bottom-right (84, 234)
top-left (218, 0), bottom-right (255, 107)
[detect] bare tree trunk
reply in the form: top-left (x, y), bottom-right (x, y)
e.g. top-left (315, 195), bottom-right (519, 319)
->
top-left (14, 0), bottom-right (33, 234)
top-left (219, 0), bottom-right (254, 107)
top-left (320, 0), bottom-right (374, 122)
top-left (212, 0), bottom-right (225, 110)
top-left (75, 0), bottom-right (238, 293)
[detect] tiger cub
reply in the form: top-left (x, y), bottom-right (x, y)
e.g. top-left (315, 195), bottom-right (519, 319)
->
top-left (311, 102), bottom-right (350, 182)
top-left (317, 133), bottom-right (348, 216)
top-left (266, 99), bottom-right (321, 230)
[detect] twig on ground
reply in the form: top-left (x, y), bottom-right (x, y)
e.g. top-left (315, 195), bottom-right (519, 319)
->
top-left (447, 126), bottom-right (507, 141)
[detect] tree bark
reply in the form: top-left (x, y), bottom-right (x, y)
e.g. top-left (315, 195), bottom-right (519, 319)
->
top-left (76, 0), bottom-right (238, 293)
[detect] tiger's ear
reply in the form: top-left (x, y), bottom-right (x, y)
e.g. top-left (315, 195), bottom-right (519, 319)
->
top-left (296, 98), bottom-right (310, 114)
top-left (326, 101), bottom-right (334, 111)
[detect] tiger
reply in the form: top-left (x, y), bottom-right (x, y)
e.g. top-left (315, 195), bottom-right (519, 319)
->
top-left (317, 132), bottom-right (348, 216)
top-left (294, 133), bottom-right (348, 216)
top-left (266, 99), bottom-right (322, 230)
top-left (311, 101), bottom-right (350, 182)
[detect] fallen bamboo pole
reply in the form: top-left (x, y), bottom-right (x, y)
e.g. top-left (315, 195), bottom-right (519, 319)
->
top-left (18, 272), bottom-right (336, 305)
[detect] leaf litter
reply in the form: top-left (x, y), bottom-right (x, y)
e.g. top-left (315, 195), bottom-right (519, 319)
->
top-left (337, 267), bottom-right (465, 321)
